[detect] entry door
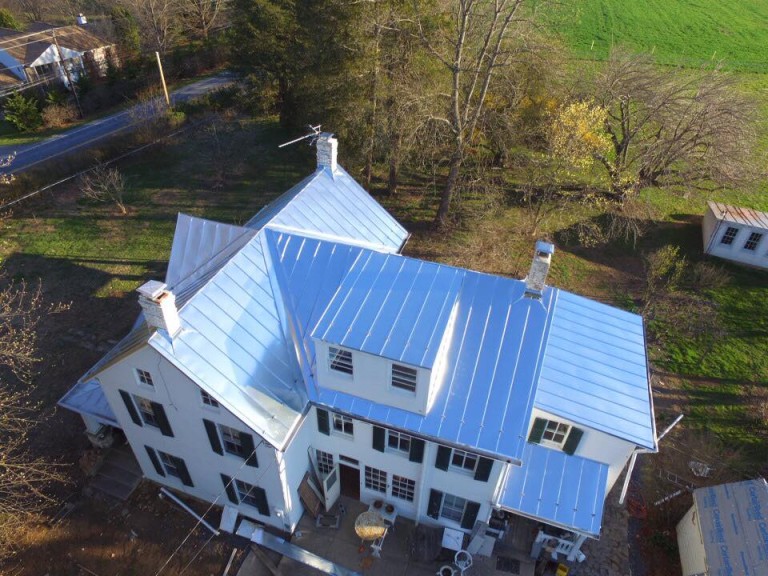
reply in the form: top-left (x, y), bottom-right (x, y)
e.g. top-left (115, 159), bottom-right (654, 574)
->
top-left (339, 464), bottom-right (361, 500)
top-left (322, 464), bottom-right (341, 511)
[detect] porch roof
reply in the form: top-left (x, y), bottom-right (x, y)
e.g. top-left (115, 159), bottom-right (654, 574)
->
top-left (498, 443), bottom-right (608, 538)
top-left (57, 379), bottom-right (118, 426)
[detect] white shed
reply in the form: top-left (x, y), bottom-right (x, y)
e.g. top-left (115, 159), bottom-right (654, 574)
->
top-left (702, 201), bottom-right (768, 269)
top-left (676, 478), bottom-right (768, 576)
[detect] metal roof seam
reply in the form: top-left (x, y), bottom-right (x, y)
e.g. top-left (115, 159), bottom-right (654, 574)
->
top-left (392, 261), bottom-right (443, 363)
top-left (377, 258), bottom-right (425, 359)
top-left (538, 364), bottom-right (649, 404)
top-left (477, 300), bottom-right (513, 446)
top-left (418, 268), bottom-right (463, 367)
top-left (496, 304), bottom-right (532, 447)
top-left (358, 257), bottom-right (405, 353)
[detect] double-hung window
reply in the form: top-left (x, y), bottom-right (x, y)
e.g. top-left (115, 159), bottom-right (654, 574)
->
top-left (135, 396), bottom-right (158, 427)
top-left (144, 446), bottom-right (192, 486)
top-left (391, 475), bottom-right (415, 502)
top-left (119, 390), bottom-right (174, 437)
top-left (387, 430), bottom-right (411, 454)
top-left (441, 493), bottom-right (467, 523)
top-left (744, 232), bottom-right (763, 251)
top-left (332, 413), bottom-right (354, 436)
top-left (202, 419), bottom-right (258, 466)
top-left (329, 347), bottom-right (353, 375)
top-left (220, 474), bottom-right (270, 516)
top-left (200, 389), bottom-right (219, 408)
top-left (720, 226), bottom-right (738, 245)
top-left (450, 449), bottom-right (478, 473)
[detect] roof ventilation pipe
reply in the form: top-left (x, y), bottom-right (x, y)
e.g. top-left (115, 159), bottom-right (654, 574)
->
top-left (316, 132), bottom-right (337, 172)
top-left (137, 280), bottom-right (181, 337)
top-left (524, 241), bottom-right (555, 299)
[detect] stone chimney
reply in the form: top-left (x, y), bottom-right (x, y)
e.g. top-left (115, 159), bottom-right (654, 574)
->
top-left (524, 241), bottom-right (554, 299)
top-left (137, 280), bottom-right (181, 337)
top-left (316, 133), bottom-right (337, 172)
top-left (76, 13), bottom-right (88, 25)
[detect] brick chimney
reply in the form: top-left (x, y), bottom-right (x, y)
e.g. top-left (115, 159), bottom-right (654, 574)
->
top-left (524, 241), bottom-right (554, 299)
top-left (316, 133), bottom-right (337, 172)
top-left (137, 280), bottom-right (181, 337)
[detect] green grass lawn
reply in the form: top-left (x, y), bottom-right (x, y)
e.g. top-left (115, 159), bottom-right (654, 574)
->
top-left (552, 0), bottom-right (768, 72)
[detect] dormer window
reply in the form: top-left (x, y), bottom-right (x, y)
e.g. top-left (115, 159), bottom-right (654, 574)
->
top-left (541, 421), bottom-right (570, 449)
top-left (329, 347), bottom-right (353, 375)
top-left (391, 363), bottom-right (417, 392)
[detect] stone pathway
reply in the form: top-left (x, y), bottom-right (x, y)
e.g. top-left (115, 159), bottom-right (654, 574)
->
top-left (569, 484), bottom-right (632, 576)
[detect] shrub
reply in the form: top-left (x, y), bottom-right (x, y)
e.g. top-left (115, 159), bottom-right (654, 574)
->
top-left (42, 103), bottom-right (77, 128)
top-left (3, 93), bottom-right (42, 132)
top-left (689, 261), bottom-right (731, 292)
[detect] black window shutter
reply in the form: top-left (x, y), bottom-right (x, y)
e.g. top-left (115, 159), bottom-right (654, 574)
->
top-left (409, 438), bottom-right (425, 463)
top-left (562, 427), bottom-right (584, 455)
top-left (461, 501), bottom-right (481, 530)
top-left (427, 489), bottom-right (443, 519)
top-left (151, 401), bottom-right (174, 437)
top-left (221, 474), bottom-right (238, 504)
top-left (240, 432), bottom-right (258, 467)
top-left (435, 445), bottom-right (451, 470)
top-left (317, 408), bottom-right (330, 436)
top-left (474, 457), bottom-right (494, 482)
top-left (528, 418), bottom-right (547, 444)
top-left (120, 390), bottom-right (142, 426)
top-left (145, 446), bottom-right (164, 476)
top-left (254, 487), bottom-right (270, 517)
top-left (372, 426), bottom-right (385, 452)
top-left (173, 456), bottom-right (194, 487)
top-left (203, 419), bottom-right (223, 455)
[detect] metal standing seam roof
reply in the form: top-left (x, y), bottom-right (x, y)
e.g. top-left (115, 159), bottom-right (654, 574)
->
top-left (693, 478), bottom-right (768, 575)
top-left (268, 228), bottom-right (553, 463)
top-left (708, 200), bottom-right (768, 229)
top-left (536, 290), bottom-right (657, 450)
top-left (246, 165), bottom-right (409, 253)
top-left (499, 443), bottom-right (609, 537)
top-left (58, 379), bottom-right (118, 426)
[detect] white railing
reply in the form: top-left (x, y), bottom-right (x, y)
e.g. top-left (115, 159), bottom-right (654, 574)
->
top-left (532, 529), bottom-right (587, 562)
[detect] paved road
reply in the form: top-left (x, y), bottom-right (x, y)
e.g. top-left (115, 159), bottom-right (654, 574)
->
top-left (2, 73), bottom-right (234, 175)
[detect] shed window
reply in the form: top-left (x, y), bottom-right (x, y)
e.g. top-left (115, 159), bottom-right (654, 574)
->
top-left (391, 364), bottom-right (417, 392)
top-left (744, 232), bottom-right (763, 251)
top-left (136, 369), bottom-right (154, 386)
top-left (720, 227), bottom-right (738, 245)
top-left (329, 347), bottom-right (353, 375)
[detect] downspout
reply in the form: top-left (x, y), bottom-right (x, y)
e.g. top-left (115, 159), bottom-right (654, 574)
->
top-left (619, 414), bottom-right (683, 504)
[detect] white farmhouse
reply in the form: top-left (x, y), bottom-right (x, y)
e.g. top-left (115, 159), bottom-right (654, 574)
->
top-left (702, 201), bottom-right (768, 269)
top-left (60, 134), bottom-right (658, 563)
top-left (676, 478), bottom-right (768, 576)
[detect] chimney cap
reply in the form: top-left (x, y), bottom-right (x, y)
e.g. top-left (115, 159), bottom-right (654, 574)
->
top-left (137, 280), bottom-right (167, 300)
top-left (535, 240), bottom-right (554, 255)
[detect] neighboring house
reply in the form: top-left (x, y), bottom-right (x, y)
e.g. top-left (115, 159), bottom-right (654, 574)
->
top-left (702, 201), bottom-right (768, 270)
top-left (59, 134), bottom-right (658, 564)
top-left (676, 478), bottom-right (768, 576)
top-left (0, 22), bottom-right (115, 89)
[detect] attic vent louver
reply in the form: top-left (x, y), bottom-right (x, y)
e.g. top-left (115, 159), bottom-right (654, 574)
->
top-left (524, 241), bottom-right (554, 299)
top-left (137, 280), bottom-right (181, 337)
top-left (316, 132), bottom-right (337, 172)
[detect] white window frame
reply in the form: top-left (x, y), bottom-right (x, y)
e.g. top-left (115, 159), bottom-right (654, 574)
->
top-left (540, 420), bottom-right (571, 449)
top-left (133, 395), bottom-right (159, 428)
top-left (391, 363), bottom-right (417, 393)
top-left (136, 368), bottom-right (154, 387)
top-left (386, 430), bottom-right (412, 455)
top-left (158, 450), bottom-right (182, 479)
top-left (720, 226), bottom-right (739, 245)
top-left (235, 479), bottom-right (261, 508)
top-left (743, 231), bottom-right (763, 251)
top-left (332, 413), bottom-right (354, 436)
top-left (316, 450), bottom-right (334, 476)
top-left (218, 424), bottom-right (246, 457)
top-left (449, 449), bottom-right (478, 474)
top-left (440, 493), bottom-right (467, 523)
top-left (364, 466), bottom-right (387, 493)
top-left (200, 389), bottom-right (219, 408)
top-left (328, 346), bottom-right (353, 376)
top-left (391, 475), bottom-right (415, 502)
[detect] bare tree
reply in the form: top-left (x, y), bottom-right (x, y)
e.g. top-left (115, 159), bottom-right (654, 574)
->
top-left (80, 163), bottom-right (128, 214)
top-left (415, 0), bottom-right (543, 227)
top-left (119, 0), bottom-right (181, 54)
top-left (0, 278), bottom-right (68, 560)
top-left (180, 0), bottom-right (225, 40)
top-left (12, 0), bottom-right (45, 22)
top-left (592, 49), bottom-right (759, 198)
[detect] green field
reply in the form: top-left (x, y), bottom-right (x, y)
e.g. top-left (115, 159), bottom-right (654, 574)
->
top-left (554, 0), bottom-right (768, 72)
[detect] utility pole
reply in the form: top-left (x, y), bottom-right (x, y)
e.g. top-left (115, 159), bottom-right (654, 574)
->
top-left (155, 52), bottom-right (171, 107)
top-left (52, 30), bottom-right (83, 118)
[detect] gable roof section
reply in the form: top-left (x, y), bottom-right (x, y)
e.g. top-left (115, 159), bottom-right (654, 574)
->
top-left (246, 165), bottom-right (408, 253)
top-left (311, 250), bottom-right (463, 368)
top-left (536, 290), bottom-right (657, 450)
top-left (707, 200), bottom-right (768, 230)
top-left (267, 229), bottom-right (553, 463)
top-left (149, 234), bottom-right (306, 449)
top-left (0, 24), bottom-right (109, 65)
top-left (58, 378), bottom-right (118, 426)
